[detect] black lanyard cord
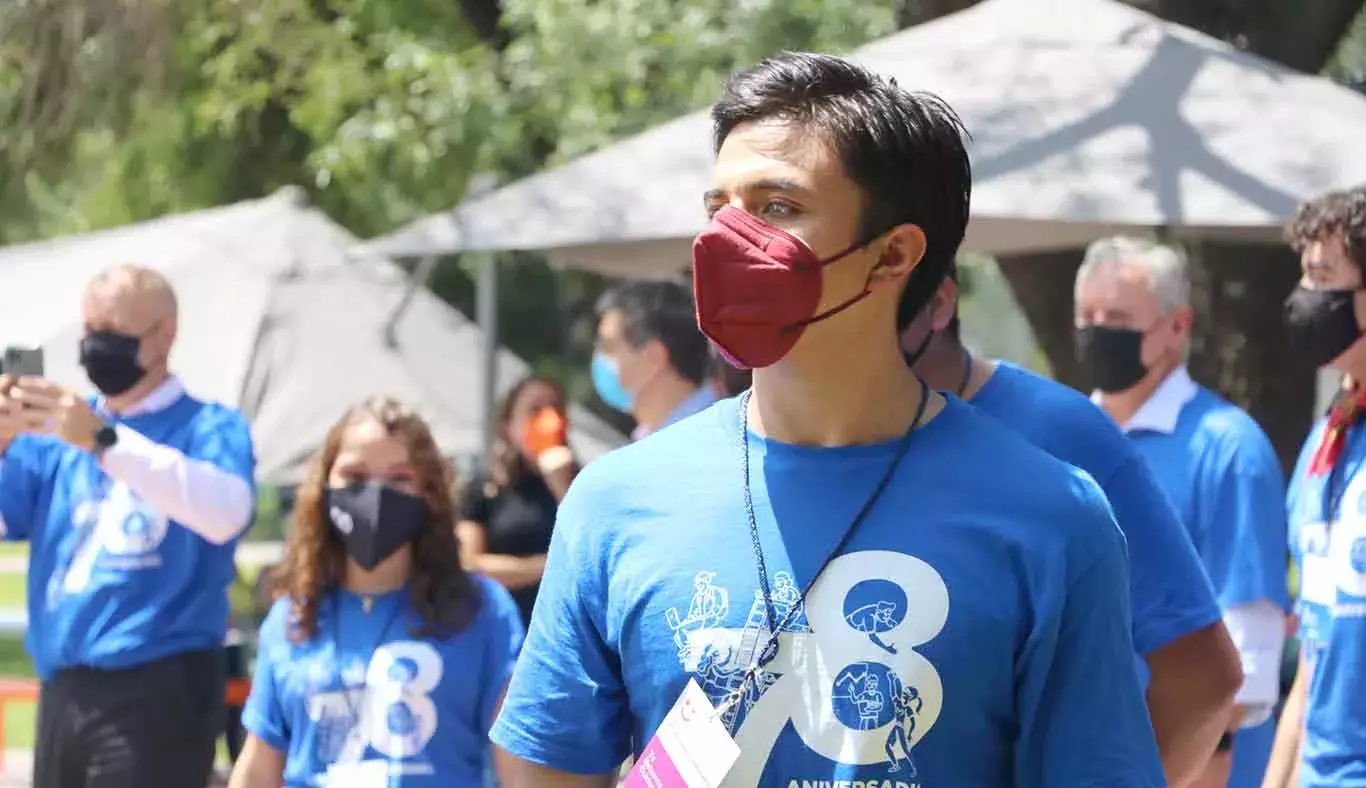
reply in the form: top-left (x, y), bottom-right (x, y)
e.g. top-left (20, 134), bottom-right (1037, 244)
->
top-left (331, 588), bottom-right (407, 723)
top-left (738, 378), bottom-right (930, 669)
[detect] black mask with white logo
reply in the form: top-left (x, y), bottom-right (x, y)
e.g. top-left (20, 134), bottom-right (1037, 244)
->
top-left (325, 482), bottom-right (428, 570)
top-left (1284, 287), bottom-right (1363, 368)
top-left (1075, 324), bottom-right (1147, 393)
top-left (79, 330), bottom-right (146, 396)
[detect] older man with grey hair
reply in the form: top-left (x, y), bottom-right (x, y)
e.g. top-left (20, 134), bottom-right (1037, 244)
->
top-left (1074, 235), bottom-right (1291, 788)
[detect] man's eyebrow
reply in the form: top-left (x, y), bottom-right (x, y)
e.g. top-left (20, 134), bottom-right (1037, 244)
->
top-left (703, 178), bottom-right (812, 203)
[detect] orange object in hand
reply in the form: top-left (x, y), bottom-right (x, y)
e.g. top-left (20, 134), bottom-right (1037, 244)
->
top-left (523, 406), bottom-right (569, 459)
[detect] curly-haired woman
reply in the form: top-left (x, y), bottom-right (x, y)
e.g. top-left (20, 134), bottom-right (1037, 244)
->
top-left (228, 397), bottom-right (524, 787)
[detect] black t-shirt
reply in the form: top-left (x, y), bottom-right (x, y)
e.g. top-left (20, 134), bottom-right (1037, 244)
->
top-left (458, 470), bottom-right (557, 626)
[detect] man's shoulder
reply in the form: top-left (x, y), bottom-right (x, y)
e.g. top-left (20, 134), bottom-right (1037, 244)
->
top-left (977, 361), bottom-right (1133, 478)
top-left (929, 399), bottom-right (1124, 564)
top-left (1186, 387), bottom-right (1279, 471)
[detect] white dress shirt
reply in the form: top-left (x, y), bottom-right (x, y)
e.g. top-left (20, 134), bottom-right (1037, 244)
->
top-left (0, 377), bottom-right (253, 545)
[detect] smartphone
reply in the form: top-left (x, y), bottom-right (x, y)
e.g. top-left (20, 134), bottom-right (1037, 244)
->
top-left (2, 346), bottom-right (44, 377)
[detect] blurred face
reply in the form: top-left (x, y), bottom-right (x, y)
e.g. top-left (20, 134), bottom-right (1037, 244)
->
top-left (505, 380), bottom-right (563, 453)
top-left (1286, 233), bottom-right (1366, 372)
top-left (1073, 261), bottom-right (1190, 393)
top-left (81, 284), bottom-right (175, 374)
top-left (702, 119), bottom-right (925, 361)
top-left (328, 419), bottom-right (420, 496)
top-left (595, 309), bottom-right (666, 394)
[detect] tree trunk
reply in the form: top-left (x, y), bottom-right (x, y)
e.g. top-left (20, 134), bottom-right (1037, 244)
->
top-left (995, 249), bottom-right (1087, 390)
top-left (1186, 242), bottom-right (1317, 470)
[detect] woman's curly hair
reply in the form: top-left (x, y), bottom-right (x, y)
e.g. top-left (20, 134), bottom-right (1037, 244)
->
top-left (1286, 187), bottom-right (1366, 273)
top-left (272, 396), bottom-right (481, 643)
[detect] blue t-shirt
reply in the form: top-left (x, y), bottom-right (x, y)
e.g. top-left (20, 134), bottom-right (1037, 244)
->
top-left (491, 396), bottom-right (1164, 786)
top-left (1127, 384), bottom-right (1291, 787)
top-left (0, 393), bottom-right (256, 679)
top-left (1287, 416), bottom-right (1366, 787)
top-left (972, 362), bottom-right (1221, 656)
top-left (244, 575), bottom-right (524, 787)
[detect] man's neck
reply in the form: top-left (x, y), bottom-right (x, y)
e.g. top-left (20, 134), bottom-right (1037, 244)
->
top-left (1097, 361), bottom-right (1176, 427)
top-left (912, 335), bottom-right (995, 400)
top-left (104, 369), bottom-right (171, 416)
top-left (633, 374), bottom-right (700, 434)
top-left (750, 338), bottom-right (932, 446)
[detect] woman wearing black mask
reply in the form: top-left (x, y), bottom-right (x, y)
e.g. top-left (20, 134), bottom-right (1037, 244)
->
top-left (229, 397), bottom-right (524, 788)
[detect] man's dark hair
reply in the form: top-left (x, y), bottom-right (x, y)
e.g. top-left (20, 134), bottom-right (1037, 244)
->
top-left (712, 52), bottom-right (972, 334)
top-left (595, 280), bottom-right (710, 385)
top-left (1286, 187), bottom-right (1366, 274)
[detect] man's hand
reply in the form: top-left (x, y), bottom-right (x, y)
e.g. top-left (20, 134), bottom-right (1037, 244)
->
top-left (9, 378), bottom-right (102, 452)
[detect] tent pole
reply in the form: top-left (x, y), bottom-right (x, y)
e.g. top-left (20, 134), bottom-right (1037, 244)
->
top-left (477, 253), bottom-right (500, 469)
top-left (384, 255), bottom-right (439, 346)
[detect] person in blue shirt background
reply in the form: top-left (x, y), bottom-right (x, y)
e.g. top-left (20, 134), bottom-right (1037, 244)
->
top-left (492, 52), bottom-right (1164, 787)
top-left (1073, 236), bottom-right (1292, 788)
top-left (229, 396), bottom-right (524, 788)
top-left (0, 264), bottom-right (257, 788)
top-left (591, 280), bottom-right (716, 441)
top-left (899, 266), bottom-right (1243, 786)
top-left (1266, 187), bottom-right (1366, 788)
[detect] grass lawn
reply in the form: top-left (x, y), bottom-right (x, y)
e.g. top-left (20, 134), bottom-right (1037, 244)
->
top-left (0, 634), bottom-right (35, 750)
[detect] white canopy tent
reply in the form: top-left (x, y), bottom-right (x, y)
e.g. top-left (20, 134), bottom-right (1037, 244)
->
top-left (0, 189), bottom-right (625, 486)
top-left (358, 0), bottom-right (1366, 277)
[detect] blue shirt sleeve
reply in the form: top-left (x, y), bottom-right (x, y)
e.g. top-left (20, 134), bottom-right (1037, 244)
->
top-left (189, 406), bottom-right (257, 490)
top-left (242, 600), bottom-right (291, 752)
top-left (489, 468), bottom-right (630, 775)
top-left (477, 576), bottom-right (526, 731)
top-left (0, 436), bottom-right (53, 542)
top-left (1198, 438), bottom-right (1292, 611)
top-left (1015, 475), bottom-right (1165, 787)
top-left (1099, 454), bottom-right (1222, 654)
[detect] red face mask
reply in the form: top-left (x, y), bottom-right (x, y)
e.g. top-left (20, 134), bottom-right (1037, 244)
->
top-left (691, 205), bottom-right (873, 369)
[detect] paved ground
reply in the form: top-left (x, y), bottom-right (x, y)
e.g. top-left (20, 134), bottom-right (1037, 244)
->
top-left (0, 751), bottom-right (234, 786)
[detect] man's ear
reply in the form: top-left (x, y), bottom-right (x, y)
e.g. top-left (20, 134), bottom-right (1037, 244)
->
top-left (928, 277), bottom-right (959, 333)
top-left (869, 224), bottom-right (927, 288)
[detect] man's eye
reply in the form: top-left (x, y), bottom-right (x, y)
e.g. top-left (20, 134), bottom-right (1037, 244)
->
top-left (762, 201), bottom-right (796, 218)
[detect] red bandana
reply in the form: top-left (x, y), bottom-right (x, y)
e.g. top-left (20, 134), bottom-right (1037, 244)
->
top-left (1309, 386), bottom-right (1366, 476)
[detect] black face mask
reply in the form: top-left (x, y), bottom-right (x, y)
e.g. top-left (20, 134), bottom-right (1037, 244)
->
top-left (325, 482), bottom-right (428, 571)
top-left (79, 330), bottom-right (146, 396)
top-left (1284, 287), bottom-right (1362, 368)
top-left (1075, 324), bottom-right (1147, 393)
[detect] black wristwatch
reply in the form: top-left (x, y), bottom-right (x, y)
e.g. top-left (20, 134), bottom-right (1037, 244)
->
top-left (92, 423), bottom-right (118, 457)
top-left (1215, 730), bottom-right (1235, 753)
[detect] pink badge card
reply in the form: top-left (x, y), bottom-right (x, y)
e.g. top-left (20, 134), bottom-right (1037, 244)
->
top-left (622, 679), bottom-right (741, 788)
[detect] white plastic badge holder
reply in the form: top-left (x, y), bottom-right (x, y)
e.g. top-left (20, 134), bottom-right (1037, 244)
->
top-left (622, 679), bottom-right (741, 788)
top-left (1300, 552), bottom-right (1337, 649)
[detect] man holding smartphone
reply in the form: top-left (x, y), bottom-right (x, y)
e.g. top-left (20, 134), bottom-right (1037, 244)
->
top-left (0, 264), bottom-right (257, 788)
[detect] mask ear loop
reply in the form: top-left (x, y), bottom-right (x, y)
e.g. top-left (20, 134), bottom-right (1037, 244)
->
top-left (780, 238), bottom-right (883, 333)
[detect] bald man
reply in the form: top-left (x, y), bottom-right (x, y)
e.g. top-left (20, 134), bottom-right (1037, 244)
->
top-left (0, 264), bottom-right (256, 788)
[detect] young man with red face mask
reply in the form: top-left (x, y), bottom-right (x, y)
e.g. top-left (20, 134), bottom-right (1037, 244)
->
top-left (490, 53), bottom-right (1163, 787)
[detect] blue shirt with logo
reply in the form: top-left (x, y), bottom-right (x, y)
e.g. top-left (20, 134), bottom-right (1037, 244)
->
top-left (1287, 416), bottom-right (1366, 787)
top-left (972, 362), bottom-right (1221, 657)
top-left (0, 393), bottom-right (255, 679)
top-left (492, 396), bottom-right (1164, 786)
top-left (244, 575), bottom-right (524, 787)
top-left (1126, 382), bottom-right (1291, 787)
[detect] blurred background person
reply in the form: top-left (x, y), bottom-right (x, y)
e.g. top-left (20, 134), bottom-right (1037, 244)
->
top-left (1266, 187), bottom-right (1366, 788)
top-left (1074, 237), bottom-right (1291, 788)
top-left (457, 375), bottom-right (577, 627)
top-left (229, 396), bottom-right (524, 788)
top-left (592, 280), bottom-right (714, 440)
top-left (708, 349), bottom-right (752, 398)
top-left (0, 264), bottom-right (256, 788)
top-left (899, 266), bottom-right (1240, 787)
